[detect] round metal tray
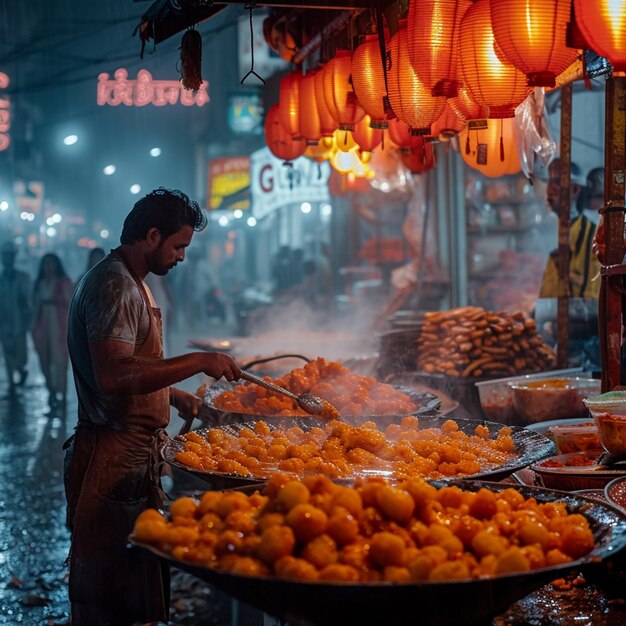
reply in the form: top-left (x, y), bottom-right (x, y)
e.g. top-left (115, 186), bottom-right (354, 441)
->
top-left (162, 414), bottom-right (556, 489)
top-left (131, 480), bottom-right (626, 626)
top-left (200, 382), bottom-right (442, 426)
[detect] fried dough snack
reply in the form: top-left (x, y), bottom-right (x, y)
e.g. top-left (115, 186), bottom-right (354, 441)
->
top-left (416, 307), bottom-right (556, 378)
top-left (133, 475), bottom-right (595, 583)
top-left (212, 357), bottom-right (417, 417)
top-left (175, 417), bottom-right (516, 481)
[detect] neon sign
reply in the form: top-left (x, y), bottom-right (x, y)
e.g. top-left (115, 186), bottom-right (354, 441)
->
top-left (0, 72), bottom-right (10, 152)
top-left (97, 69), bottom-right (209, 107)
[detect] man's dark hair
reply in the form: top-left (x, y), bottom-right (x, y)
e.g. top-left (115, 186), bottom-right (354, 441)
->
top-left (120, 187), bottom-right (207, 244)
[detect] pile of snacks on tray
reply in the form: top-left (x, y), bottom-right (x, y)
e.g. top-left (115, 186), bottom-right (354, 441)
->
top-left (132, 475), bottom-right (595, 582)
top-left (212, 357), bottom-right (417, 417)
top-left (416, 307), bottom-right (556, 378)
top-left (175, 417), bottom-right (516, 480)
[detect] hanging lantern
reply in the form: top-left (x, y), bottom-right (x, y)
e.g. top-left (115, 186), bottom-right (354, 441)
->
top-left (313, 68), bottom-right (338, 137)
top-left (490, 0), bottom-right (579, 88)
top-left (459, 0), bottom-right (530, 118)
top-left (400, 138), bottom-right (436, 174)
top-left (431, 104), bottom-right (466, 141)
top-left (388, 118), bottom-right (427, 153)
top-left (332, 128), bottom-right (358, 153)
top-left (574, 0), bottom-right (626, 71)
top-left (352, 34), bottom-right (391, 129)
top-left (448, 84), bottom-right (489, 121)
top-left (304, 137), bottom-right (334, 163)
top-left (323, 50), bottom-right (365, 131)
top-left (279, 69), bottom-right (302, 137)
top-left (265, 104), bottom-right (306, 163)
top-left (353, 115), bottom-right (383, 154)
top-left (387, 23), bottom-right (446, 135)
top-left (298, 71), bottom-right (322, 145)
top-left (459, 117), bottom-right (520, 178)
top-left (407, 0), bottom-right (473, 97)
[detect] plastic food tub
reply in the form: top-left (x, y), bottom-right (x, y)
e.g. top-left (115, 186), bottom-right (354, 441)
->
top-left (548, 422), bottom-right (601, 454)
top-left (509, 378), bottom-right (601, 424)
top-left (584, 391), bottom-right (626, 457)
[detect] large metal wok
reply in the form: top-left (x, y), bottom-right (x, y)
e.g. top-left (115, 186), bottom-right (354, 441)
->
top-left (162, 415), bottom-right (556, 489)
top-left (200, 381), bottom-right (441, 427)
top-left (131, 480), bottom-right (626, 626)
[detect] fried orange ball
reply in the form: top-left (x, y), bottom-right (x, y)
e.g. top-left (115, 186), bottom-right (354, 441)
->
top-left (327, 507), bottom-right (360, 546)
top-left (318, 563), bottom-right (361, 582)
top-left (286, 503), bottom-right (328, 543)
top-left (301, 534), bottom-right (339, 569)
top-left (331, 486), bottom-right (363, 517)
top-left (256, 525), bottom-right (296, 565)
top-left (376, 486), bottom-right (415, 524)
top-left (274, 556), bottom-right (319, 581)
top-left (169, 497), bottom-right (198, 519)
top-left (214, 492), bottom-right (251, 518)
top-left (274, 480), bottom-right (310, 512)
top-left (369, 531), bottom-right (406, 568)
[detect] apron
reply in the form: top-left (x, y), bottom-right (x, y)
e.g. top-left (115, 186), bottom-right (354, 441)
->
top-left (64, 255), bottom-right (170, 624)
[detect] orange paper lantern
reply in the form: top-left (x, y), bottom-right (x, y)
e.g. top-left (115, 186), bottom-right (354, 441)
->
top-left (265, 104), bottom-right (306, 163)
top-left (431, 104), bottom-right (466, 141)
top-left (459, 0), bottom-right (531, 118)
top-left (352, 115), bottom-right (383, 153)
top-left (313, 68), bottom-right (337, 138)
top-left (322, 50), bottom-right (365, 131)
top-left (298, 72), bottom-right (322, 145)
top-left (400, 138), bottom-right (436, 174)
top-left (279, 69), bottom-right (302, 137)
top-left (352, 34), bottom-right (390, 128)
top-left (490, 0), bottom-right (579, 88)
top-left (387, 118), bottom-right (425, 152)
top-left (387, 23), bottom-right (446, 134)
top-left (574, 0), bottom-right (626, 72)
top-left (407, 0), bottom-right (473, 97)
top-left (448, 84), bottom-right (490, 121)
top-left (459, 117), bottom-right (521, 178)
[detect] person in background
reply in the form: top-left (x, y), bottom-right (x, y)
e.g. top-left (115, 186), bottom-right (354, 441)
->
top-left (0, 241), bottom-right (32, 396)
top-left (539, 158), bottom-right (600, 299)
top-left (32, 252), bottom-right (74, 410)
top-left (77, 247), bottom-right (105, 284)
top-left (64, 187), bottom-right (240, 626)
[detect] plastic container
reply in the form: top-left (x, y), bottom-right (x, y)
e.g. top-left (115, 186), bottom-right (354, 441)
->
top-left (531, 450), bottom-right (616, 491)
top-left (584, 391), bottom-right (626, 457)
top-left (548, 422), bottom-right (601, 454)
top-left (476, 368), bottom-right (583, 424)
top-left (509, 377), bottom-right (601, 424)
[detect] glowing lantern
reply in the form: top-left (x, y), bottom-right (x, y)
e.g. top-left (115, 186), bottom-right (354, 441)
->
top-left (353, 115), bottom-right (383, 154)
top-left (430, 104), bottom-right (466, 141)
top-left (400, 138), bottom-right (436, 174)
top-left (313, 68), bottom-right (337, 137)
top-left (331, 149), bottom-right (359, 174)
top-left (333, 128), bottom-right (358, 153)
top-left (304, 137), bottom-right (334, 163)
top-left (387, 23), bottom-right (446, 134)
top-left (459, 0), bottom-right (530, 118)
top-left (265, 104), bottom-right (306, 163)
top-left (279, 70), bottom-right (302, 137)
top-left (298, 72), bottom-right (321, 145)
top-left (352, 34), bottom-right (390, 128)
top-left (490, 0), bottom-right (578, 88)
top-left (388, 118), bottom-right (425, 152)
top-left (574, 0), bottom-right (626, 71)
top-left (407, 0), bottom-right (473, 97)
top-left (448, 84), bottom-right (490, 121)
top-left (459, 117), bottom-right (521, 178)
top-left (322, 50), bottom-right (365, 131)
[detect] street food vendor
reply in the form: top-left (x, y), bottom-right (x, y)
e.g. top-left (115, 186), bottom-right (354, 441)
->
top-left (64, 188), bottom-right (241, 626)
top-left (539, 158), bottom-right (600, 299)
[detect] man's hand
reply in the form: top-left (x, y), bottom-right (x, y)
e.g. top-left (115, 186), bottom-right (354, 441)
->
top-left (201, 352), bottom-right (241, 381)
top-left (170, 388), bottom-right (204, 433)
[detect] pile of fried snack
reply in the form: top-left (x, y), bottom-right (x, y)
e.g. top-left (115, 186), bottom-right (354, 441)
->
top-left (416, 307), bottom-right (557, 378)
top-left (132, 474), bottom-right (595, 583)
top-left (175, 417), bottom-right (516, 480)
top-left (212, 357), bottom-right (417, 417)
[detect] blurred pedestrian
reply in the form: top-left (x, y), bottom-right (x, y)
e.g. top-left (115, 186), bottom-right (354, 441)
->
top-left (64, 187), bottom-right (240, 626)
top-left (0, 241), bottom-right (32, 396)
top-left (32, 252), bottom-right (74, 410)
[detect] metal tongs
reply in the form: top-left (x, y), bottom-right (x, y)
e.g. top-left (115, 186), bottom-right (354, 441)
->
top-left (239, 370), bottom-right (340, 420)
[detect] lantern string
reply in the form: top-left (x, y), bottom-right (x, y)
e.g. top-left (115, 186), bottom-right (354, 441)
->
top-left (465, 132), bottom-right (470, 155)
top-left (499, 118), bottom-right (505, 162)
top-left (241, 2), bottom-right (265, 85)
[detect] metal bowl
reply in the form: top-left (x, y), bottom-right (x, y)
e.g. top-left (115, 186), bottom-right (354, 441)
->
top-left (131, 480), bottom-right (626, 626)
top-left (201, 382), bottom-right (442, 426)
top-left (162, 415), bottom-right (556, 489)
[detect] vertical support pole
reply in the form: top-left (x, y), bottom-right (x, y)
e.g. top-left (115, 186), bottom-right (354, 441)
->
top-left (556, 84), bottom-right (573, 369)
top-left (600, 76), bottom-right (626, 392)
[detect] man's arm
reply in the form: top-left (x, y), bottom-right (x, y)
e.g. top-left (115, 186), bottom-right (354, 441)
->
top-left (89, 339), bottom-right (240, 395)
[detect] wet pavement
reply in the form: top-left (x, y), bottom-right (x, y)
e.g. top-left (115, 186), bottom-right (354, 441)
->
top-left (0, 324), bottom-right (244, 626)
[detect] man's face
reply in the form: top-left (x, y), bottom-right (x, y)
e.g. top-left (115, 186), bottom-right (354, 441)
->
top-left (147, 225), bottom-right (194, 276)
top-left (546, 161), bottom-right (580, 216)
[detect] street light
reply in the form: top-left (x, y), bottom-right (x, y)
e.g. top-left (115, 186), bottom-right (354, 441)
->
top-left (100, 229), bottom-right (109, 239)
top-left (247, 217), bottom-right (257, 227)
top-left (0, 200), bottom-right (8, 211)
top-left (233, 209), bottom-right (243, 219)
top-left (130, 184), bottom-right (141, 194)
top-left (218, 215), bottom-right (229, 227)
top-left (150, 147), bottom-right (162, 157)
top-left (103, 164), bottom-right (116, 175)
top-left (63, 134), bottom-right (79, 146)
top-left (300, 202), bottom-right (312, 214)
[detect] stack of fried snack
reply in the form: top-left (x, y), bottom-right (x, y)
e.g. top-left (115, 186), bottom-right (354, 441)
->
top-left (416, 307), bottom-right (556, 378)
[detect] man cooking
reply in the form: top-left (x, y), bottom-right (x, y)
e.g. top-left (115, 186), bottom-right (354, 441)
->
top-left (65, 187), bottom-right (241, 626)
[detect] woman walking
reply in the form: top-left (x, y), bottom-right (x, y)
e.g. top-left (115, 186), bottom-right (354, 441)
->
top-left (32, 253), bottom-right (73, 411)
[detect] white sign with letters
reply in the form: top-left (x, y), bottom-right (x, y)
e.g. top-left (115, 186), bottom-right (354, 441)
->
top-left (250, 147), bottom-right (330, 220)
